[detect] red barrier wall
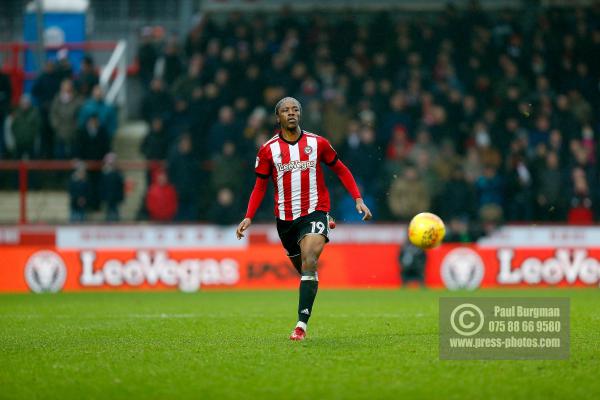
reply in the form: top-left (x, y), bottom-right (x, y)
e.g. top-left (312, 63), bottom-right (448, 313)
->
top-left (2, 242), bottom-right (600, 293)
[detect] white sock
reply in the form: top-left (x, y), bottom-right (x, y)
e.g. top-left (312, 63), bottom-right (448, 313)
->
top-left (296, 321), bottom-right (307, 331)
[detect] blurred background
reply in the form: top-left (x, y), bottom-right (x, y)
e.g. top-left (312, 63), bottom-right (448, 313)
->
top-left (0, 0), bottom-right (598, 230)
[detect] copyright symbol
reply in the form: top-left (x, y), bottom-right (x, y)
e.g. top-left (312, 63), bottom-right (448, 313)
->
top-left (450, 303), bottom-right (484, 336)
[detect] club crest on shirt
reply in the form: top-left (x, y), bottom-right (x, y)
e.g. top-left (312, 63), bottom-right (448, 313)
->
top-left (304, 146), bottom-right (313, 155)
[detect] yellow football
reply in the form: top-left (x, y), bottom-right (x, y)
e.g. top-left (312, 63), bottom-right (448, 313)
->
top-left (408, 212), bottom-right (446, 249)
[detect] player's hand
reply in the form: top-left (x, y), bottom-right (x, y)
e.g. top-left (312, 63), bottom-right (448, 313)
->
top-left (236, 218), bottom-right (252, 239)
top-left (355, 198), bottom-right (372, 221)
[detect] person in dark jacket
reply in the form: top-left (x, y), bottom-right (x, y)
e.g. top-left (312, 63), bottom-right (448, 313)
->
top-left (399, 241), bottom-right (426, 287)
top-left (76, 115), bottom-right (110, 210)
top-left (76, 114), bottom-right (110, 161)
top-left (207, 106), bottom-right (239, 152)
top-left (74, 55), bottom-right (99, 98)
top-left (436, 166), bottom-right (477, 221)
top-left (141, 78), bottom-right (173, 123)
top-left (9, 94), bottom-right (41, 159)
top-left (31, 60), bottom-right (61, 158)
top-left (68, 162), bottom-right (89, 222)
top-left (207, 187), bottom-right (240, 225)
top-left (167, 134), bottom-right (199, 221)
top-left (141, 117), bottom-right (170, 160)
top-left (100, 153), bottom-right (125, 221)
top-left (140, 116), bottom-right (170, 186)
top-left (137, 27), bottom-right (158, 89)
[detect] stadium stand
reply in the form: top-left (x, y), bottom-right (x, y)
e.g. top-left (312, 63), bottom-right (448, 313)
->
top-left (0, 1), bottom-right (599, 226)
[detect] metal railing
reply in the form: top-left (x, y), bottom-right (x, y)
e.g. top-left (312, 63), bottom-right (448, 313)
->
top-left (99, 40), bottom-right (128, 113)
top-left (0, 159), bottom-right (163, 224)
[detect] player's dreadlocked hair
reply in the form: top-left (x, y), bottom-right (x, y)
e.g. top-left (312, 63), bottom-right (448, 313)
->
top-left (274, 97), bottom-right (302, 116)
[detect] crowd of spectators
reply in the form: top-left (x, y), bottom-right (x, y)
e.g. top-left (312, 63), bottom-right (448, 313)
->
top-left (136, 3), bottom-right (600, 226)
top-left (2, 2), bottom-right (600, 226)
top-left (0, 51), bottom-right (122, 222)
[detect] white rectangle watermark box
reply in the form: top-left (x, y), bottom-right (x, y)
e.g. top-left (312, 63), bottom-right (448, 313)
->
top-left (439, 298), bottom-right (570, 360)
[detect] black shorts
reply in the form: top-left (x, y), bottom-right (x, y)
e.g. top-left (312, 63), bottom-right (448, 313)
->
top-left (276, 211), bottom-right (330, 257)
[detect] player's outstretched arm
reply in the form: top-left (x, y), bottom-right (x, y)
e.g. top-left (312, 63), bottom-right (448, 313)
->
top-left (236, 176), bottom-right (268, 239)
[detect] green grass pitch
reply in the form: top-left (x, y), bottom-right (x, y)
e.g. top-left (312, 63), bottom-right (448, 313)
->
top-left (1, 289), bottom-right (599, 399)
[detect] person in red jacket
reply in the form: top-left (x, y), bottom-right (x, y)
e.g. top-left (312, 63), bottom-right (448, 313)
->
top-left (236, 97), bottom-right (372, 341)
top-left (146, 169), bottom-right (178, 221)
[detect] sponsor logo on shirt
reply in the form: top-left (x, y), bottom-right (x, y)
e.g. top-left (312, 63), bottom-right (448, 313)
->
top-left (276, 160), bottom-right (316, 173)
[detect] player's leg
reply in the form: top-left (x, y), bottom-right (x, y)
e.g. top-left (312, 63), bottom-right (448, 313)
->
top-left (290, 237), bottom-right (324, 341)
top-left (296, 233), bottom-right (326, 324)
top-left (290, 233), bottom-right (326, 340)
top-left (277, 218), bottom-right (303, 274)
top-left (289, 254), bottom-right (302, 275)
top-left (289, 212), bottom-right (329, 340)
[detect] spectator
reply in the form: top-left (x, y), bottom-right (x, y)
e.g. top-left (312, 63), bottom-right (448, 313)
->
top-left (388, 164), bottom-right (430, 220)
top-left (475, 165), bottom-right (504, 221)
top-left (156, 37), bottom-right (184, 87)
top-left (100, 153), bottom-right (125, 221)
top-left (207, 187), bottom-right (240, 225)
top-left (535, 152), bottom-right (565, 221)
top-left (409, 128), bottom-right (438, 163)
top-left (75, 114), bottom-right (110, 161)
top-left (384, 125), bottom-right (414, 185)
top-left (528, 115), bottom-right (552, 152)
top-left (238, 64), bottom-right (264, 108)
top-left (341, 124), bottom-right (380, 193)
top-left (50, 79), bottom-right (83, 158)
top-left (505, 155), bottom-right (534, 221)
top-left (137, 27), bottom-right (159, 88)
top-left (379, 91), bottom-right (411, 145)
top-left (242, 107), bottom-right (268, 149)
top-left (567, 167), bottom-right (594, 225)
top-left (208, 106), bottom-right (239, 152)
top-left (141, 78), bottom-right (173, 123)
top-left (75, 115), bottom-right (110, 210)
top-left (68, 162), bottom-right (89, 222)
top-left (322, 94), bottom-right (351, 147)
top-left (167, 97), bottom-right (191, 141)
top-left (32, 61), bottom-right (61, 158)
top-left (6, 94), bottom-right (41, 159)
top-left (78, 85), bottom-right (117, 138)
top-left (171, 55), bottom-right (204, 101)
top-left (399, 242), bottom-right (426, 287)
top-left (436, 166), bottom-right (477, 221)
top-left (146, 169), bottom-right (178, 222)
top-left (140, 117), bottom-right (170, 166)
top-left (0, 70), bottom-right (12, 157)
top-left (167, 134), bottom-right (199, 221)
top-left (414, 149), bottom-right (440, 199)
top-left (55, 49), bottom-right (73, 82)
top-left (211, 141), bottom-right (244, 193)
top-left (75, 55), bottom-right (99, 98)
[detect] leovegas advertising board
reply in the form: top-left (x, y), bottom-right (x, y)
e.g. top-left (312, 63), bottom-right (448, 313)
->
top-left (427, 245), bottom-right (600, 289)
top-left (2, 225), bottom-right (600, 293)
top-left (0, 244), bottom-right (401, 293)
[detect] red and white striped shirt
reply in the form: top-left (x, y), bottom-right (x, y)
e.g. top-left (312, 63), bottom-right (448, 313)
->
top-left (255, 131), bottom-right (339, 221)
